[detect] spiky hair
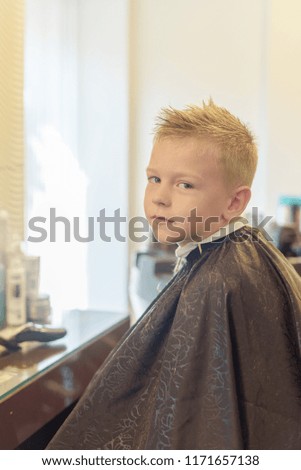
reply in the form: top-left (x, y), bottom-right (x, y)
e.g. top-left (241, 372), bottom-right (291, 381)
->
top-left (153, 99), bottom-right (258, 188)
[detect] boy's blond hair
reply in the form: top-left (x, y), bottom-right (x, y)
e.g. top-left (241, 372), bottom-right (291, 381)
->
top-left (153, 99), bottom-right (258, 189)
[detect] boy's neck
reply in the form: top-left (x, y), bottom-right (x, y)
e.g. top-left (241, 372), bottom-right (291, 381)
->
top-left (177, 218), bottom-right (246, 249)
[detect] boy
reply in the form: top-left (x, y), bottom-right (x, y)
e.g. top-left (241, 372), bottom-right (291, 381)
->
top-left (48, 100), bottom-right (301, 450)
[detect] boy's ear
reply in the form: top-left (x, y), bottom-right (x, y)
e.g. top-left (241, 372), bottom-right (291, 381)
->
top-left (224, 186), bottom-right (251, 220)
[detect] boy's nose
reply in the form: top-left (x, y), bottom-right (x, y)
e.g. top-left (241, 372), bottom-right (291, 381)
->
top-left (152, 187), bottom-right (171, 206)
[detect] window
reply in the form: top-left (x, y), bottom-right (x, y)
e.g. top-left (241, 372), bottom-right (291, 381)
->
top-left (24, 0), bottom-right (128, 321)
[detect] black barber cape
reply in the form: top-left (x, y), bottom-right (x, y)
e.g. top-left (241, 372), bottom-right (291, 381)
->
top-left (47, 226), bottom-right (301, 450)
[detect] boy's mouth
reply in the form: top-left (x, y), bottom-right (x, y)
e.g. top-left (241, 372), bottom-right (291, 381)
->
top-left (151, 215), bottom-right (176, 223)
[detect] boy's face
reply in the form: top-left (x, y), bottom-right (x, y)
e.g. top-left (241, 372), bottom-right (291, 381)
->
top-left (144, 137), bottom-right (232, 245)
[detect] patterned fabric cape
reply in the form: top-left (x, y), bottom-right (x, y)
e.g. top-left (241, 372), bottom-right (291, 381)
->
top-left (47, 227), bottom-right (301, 450)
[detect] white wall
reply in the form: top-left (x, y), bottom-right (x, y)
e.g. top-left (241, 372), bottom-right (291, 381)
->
top-left (266, 0), bottom-right (301, 215)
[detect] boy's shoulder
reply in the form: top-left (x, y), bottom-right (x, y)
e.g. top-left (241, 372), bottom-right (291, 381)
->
top-left (180, 226), bottom-right (301, 327)
top-left (189, 225), bottom-right (301, 295)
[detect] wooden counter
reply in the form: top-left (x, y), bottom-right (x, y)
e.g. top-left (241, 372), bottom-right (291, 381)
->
top-left (0, 310), bottom-right (129, 449)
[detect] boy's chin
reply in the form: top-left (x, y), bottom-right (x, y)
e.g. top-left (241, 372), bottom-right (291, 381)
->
top-left (152, 226), bottom-right (204, 245)
top-left (151, 229), bottom-right (184, 245)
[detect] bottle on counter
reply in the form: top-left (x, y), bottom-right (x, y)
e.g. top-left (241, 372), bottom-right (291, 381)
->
top-left (0, 209), bottom-right (11, 328)
top-left (25, 255), bottom-right (40, 300)
top-left (0, 209), bottom-right (9, 265)
top-left (5, 236), bottom-right (26, 326)
top-left (0, 262), bottom-right (5, 328)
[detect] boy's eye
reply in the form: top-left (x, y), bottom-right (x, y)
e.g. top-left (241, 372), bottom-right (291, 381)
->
top-left (148, 176), bottom-right (160, 183)
top-left (178, 182), bottom-right (193, 189)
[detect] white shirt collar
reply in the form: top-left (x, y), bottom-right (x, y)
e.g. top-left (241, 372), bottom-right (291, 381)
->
top-left (175, 220), bottom-right (246, 259)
